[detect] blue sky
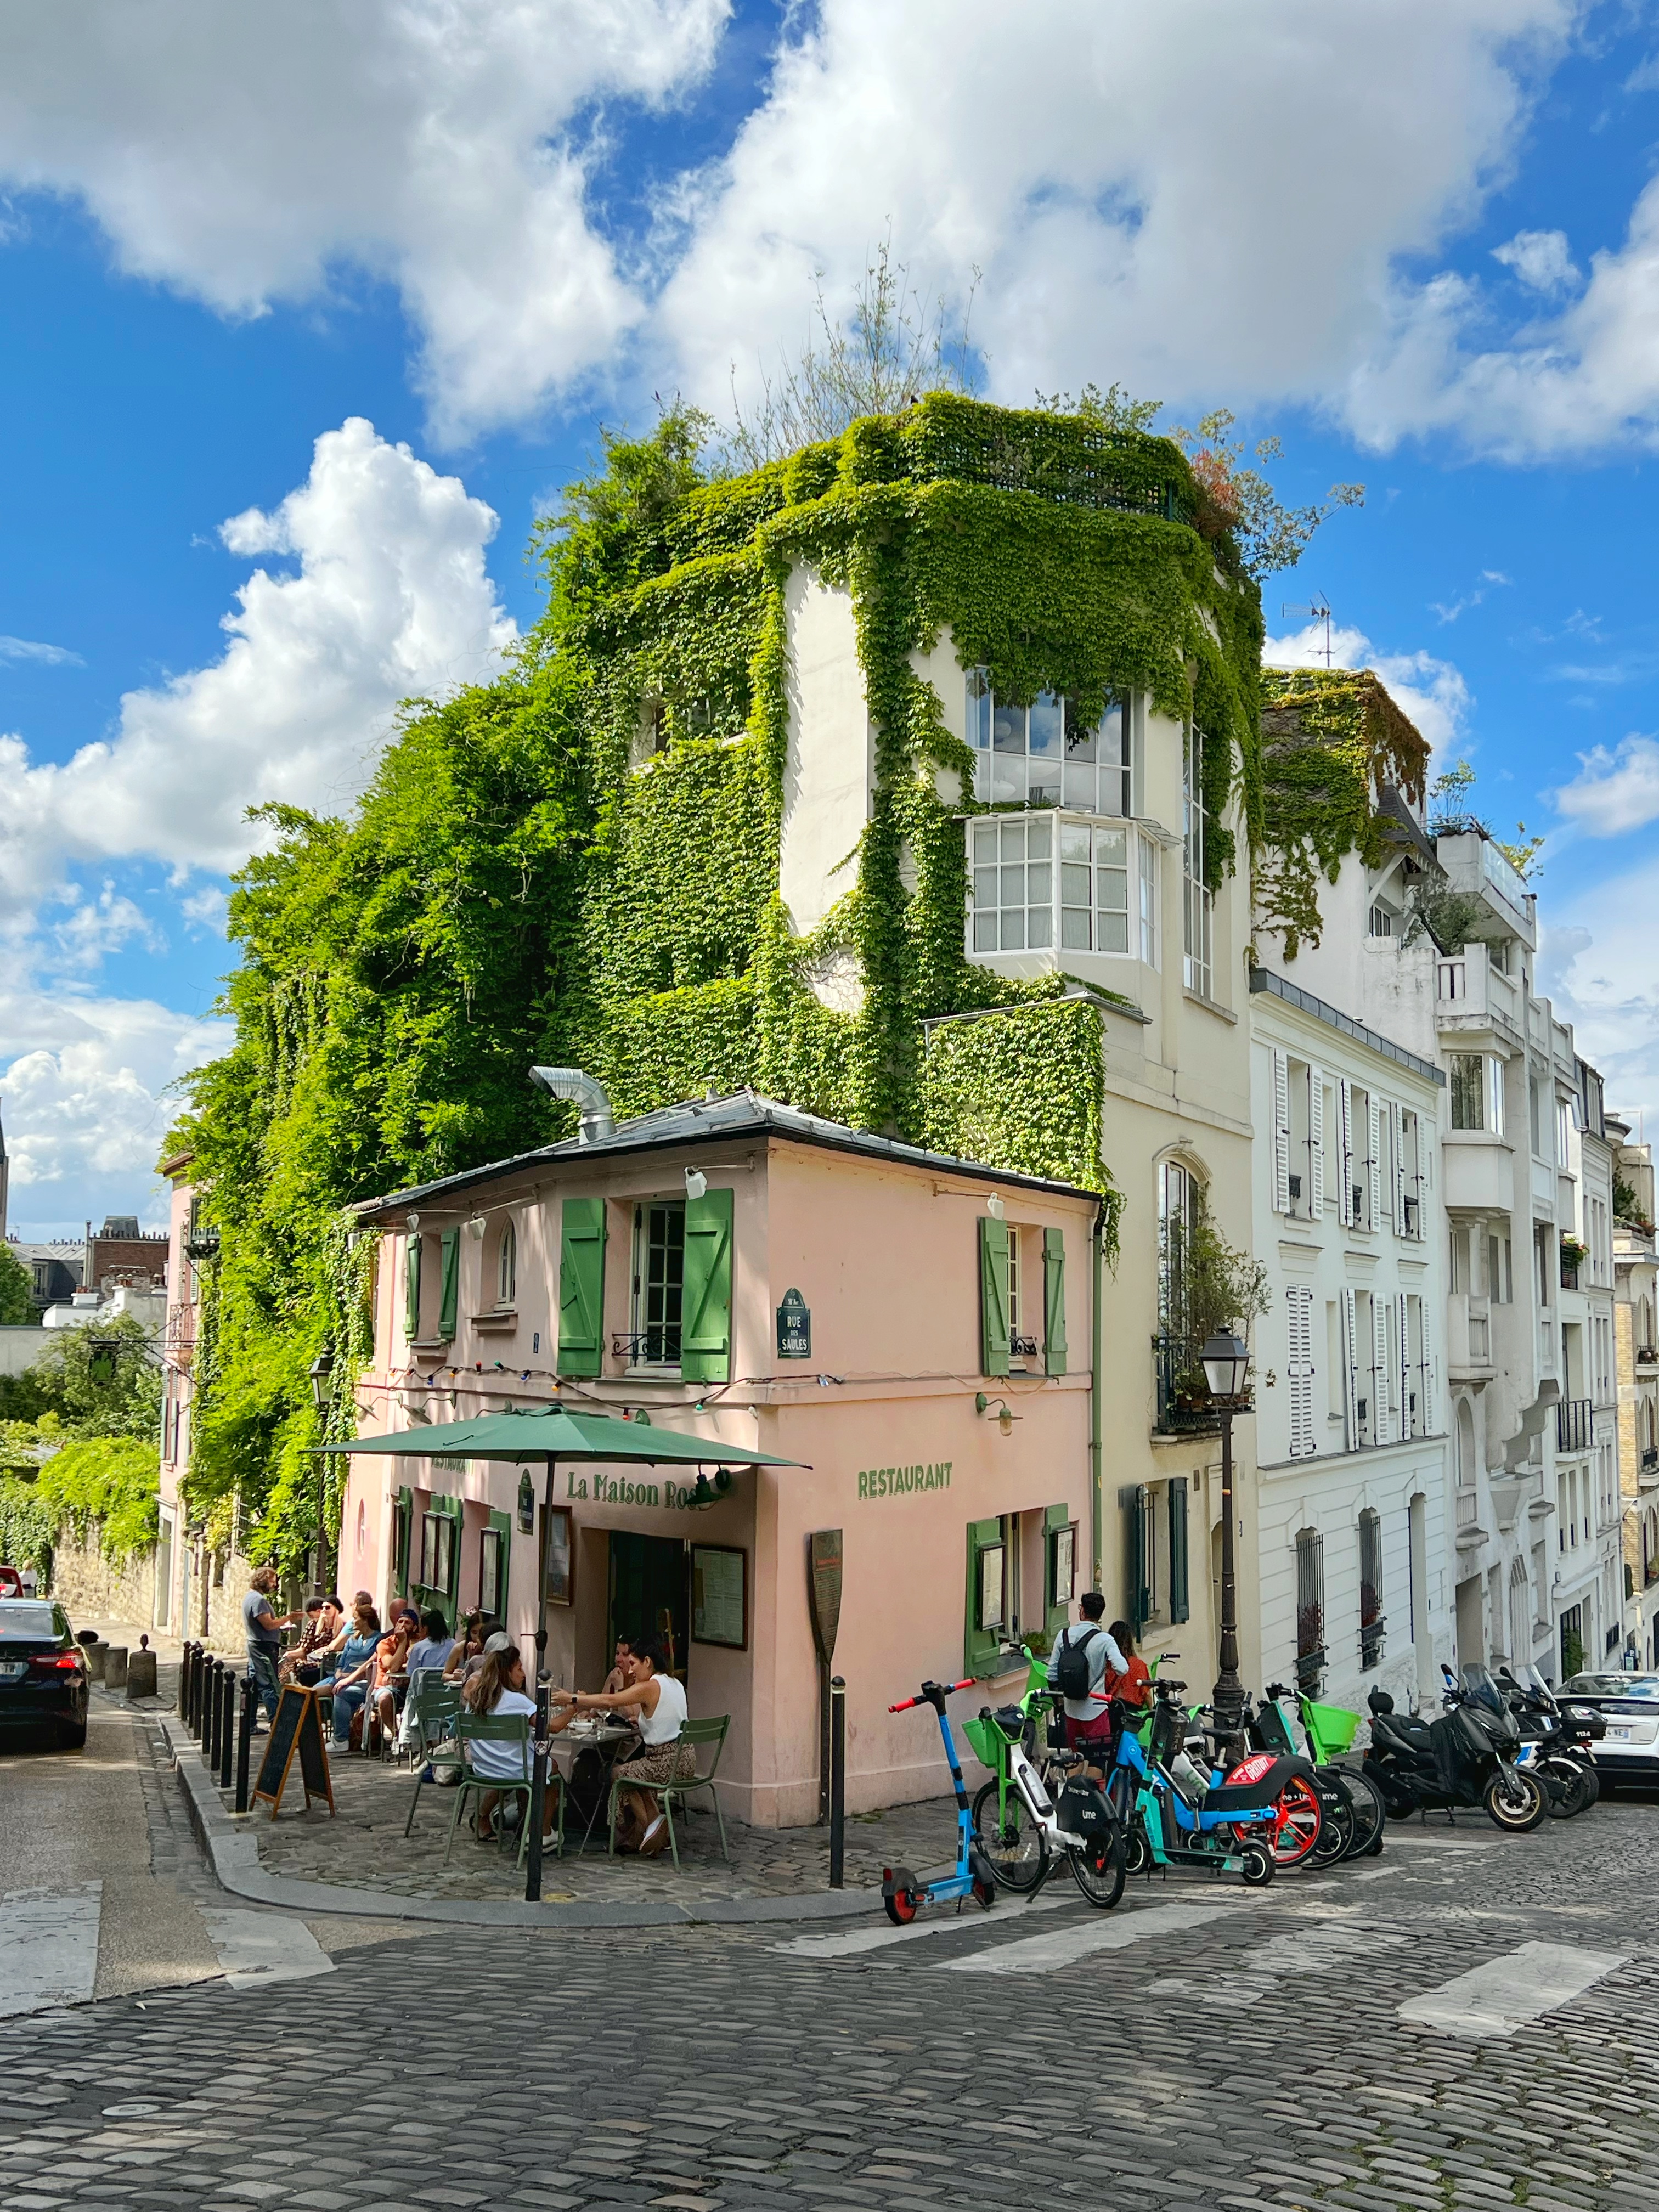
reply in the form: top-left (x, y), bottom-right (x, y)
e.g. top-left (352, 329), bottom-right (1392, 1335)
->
top-left (5, 0), bottom-right (1659, 1235)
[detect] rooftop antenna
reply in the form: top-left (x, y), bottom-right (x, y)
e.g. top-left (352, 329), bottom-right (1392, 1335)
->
top-left (1282, 595), bottom-right (1335, 669)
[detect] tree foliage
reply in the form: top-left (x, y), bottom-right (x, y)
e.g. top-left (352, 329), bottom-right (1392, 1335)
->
top-left (0, 1243), bottom-right (33, 1327)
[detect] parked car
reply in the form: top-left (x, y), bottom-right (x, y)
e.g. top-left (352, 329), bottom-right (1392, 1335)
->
top-left (0, 1566), bottom-right (23, 1598)
top-left (0, 1599), bottom-right (91, 1749)
top-left (1559, 1672), bottom-right (1659, 1787)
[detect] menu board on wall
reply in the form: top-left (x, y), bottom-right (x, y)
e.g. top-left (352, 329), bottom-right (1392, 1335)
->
top-left (692, 1544), bottom-right (748, 1649)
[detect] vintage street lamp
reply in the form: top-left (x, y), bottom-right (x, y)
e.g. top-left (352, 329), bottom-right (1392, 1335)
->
top-left (308, 1343), bottom-right (335, 1590)
top-left (1200, 1327), bottom-right (1252, 1734)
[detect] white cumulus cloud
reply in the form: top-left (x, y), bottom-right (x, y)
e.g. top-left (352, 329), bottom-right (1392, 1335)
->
top-left (0, 0), bottom-right (727, 441)
top-left (1491, 226), bottom-right (1581, 296)
top-left (1554, 734), bottom-right (1659, 837)
top-left (0, 417), bottom-right (517, 924)
top-left (0, 987), bottom-right (228, 1233)
top-left (1264, 622), bottom-right (1471, 759)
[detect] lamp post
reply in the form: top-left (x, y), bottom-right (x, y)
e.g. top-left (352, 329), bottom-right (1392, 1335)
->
top-left (1200, 1327), bottom-right (1252, 1736)
top-left (308, 1343), bottom-right (335, 1592)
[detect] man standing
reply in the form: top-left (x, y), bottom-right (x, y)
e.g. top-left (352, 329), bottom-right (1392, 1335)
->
top-left (1047, 1591), bottom-right (1129, 1778)
top-left (243, 1565), bottom-right (297, 1724)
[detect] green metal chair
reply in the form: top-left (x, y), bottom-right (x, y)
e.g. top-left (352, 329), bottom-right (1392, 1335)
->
top-left (402, 1677), bottom-right (464, 1835)
top-left (607, 1715), bottom-right (732, 1872)
top-left (441, 1709), bottom-right (533, 1861)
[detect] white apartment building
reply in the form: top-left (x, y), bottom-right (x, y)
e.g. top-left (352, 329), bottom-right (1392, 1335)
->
top-left (1249, 966), bottom-right (1452, 1711)
top-left (1608, 1118), bottom-right (1659, 1666)
top-left (1554, 1058), bottom-right (1621, 1679)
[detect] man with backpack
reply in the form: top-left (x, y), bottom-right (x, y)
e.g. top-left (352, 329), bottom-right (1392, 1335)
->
top-left (1047, 1591), bottom-right (1129, 1775)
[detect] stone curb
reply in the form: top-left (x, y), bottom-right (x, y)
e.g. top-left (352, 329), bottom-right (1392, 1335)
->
top-left (159, 1716), bottom-right (879, 1930)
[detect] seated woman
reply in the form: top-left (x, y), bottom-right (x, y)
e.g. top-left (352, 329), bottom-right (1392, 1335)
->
top-left (462, 1643), bottom-right (562, 1842)
top-left (551, 1633), bottom-right (692, 1858)
top-left (443, 1614), bottom-right (504, 1686)
top-left (325, 1600), bottom-right (383, 1747)
top-left (396, 1608), bottom-right (457, 1755)
top-left (365, 1610), bottom-right (418, 1746)
top-left (281, 1594), bottom-right (342, 1684)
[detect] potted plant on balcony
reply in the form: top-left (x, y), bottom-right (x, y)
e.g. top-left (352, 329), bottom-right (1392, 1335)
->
top-left (1165, 1204), bottom-right (1269, 1415)
top-left (1559, 1233), bottom-right (1588, 1288)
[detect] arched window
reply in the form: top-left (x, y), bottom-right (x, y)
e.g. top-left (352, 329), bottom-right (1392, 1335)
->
top-left (1455, 1400), bottom-right (1477, 1490)
top-left (1358, 1509), bottom-right (1384, 1670)
top-left (1295, 1527), bottom-right (1325, 1691)
top-left (497, 1219), bottom-right (517, 1308)
top-left (1158, 1160), bottom-right (1199, 1340)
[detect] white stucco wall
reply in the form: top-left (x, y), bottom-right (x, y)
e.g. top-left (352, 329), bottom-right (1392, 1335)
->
top-left (780, 565), bottom-right (870, 936)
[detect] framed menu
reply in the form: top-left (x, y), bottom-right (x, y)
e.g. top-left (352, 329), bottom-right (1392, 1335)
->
top-left (544, 1505), bottom-right (574, 1606)
top-left (692, 1544), bottom-right (748, 1650)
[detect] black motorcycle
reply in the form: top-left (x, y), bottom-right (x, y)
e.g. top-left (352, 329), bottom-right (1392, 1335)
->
top-left (1363, 1664), bottom-right (1547, 1832)
top-left (1497, 1662), bottom-right (1604, 1818)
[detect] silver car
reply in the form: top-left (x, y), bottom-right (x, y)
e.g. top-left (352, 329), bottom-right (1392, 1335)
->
top-left (1560, 1672), bottom-right (1659, 1785)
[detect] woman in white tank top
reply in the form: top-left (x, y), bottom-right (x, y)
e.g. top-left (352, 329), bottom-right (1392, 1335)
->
top-left (551, 1633), bottom-right (696, 1856)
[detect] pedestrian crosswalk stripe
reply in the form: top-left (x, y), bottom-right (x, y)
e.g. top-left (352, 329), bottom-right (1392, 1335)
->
top-left (1398, 1940), bottom-right (1627, 2038)
top-left (774, 1889), bottom-right (1071, 1960)
top-left (202, 1909), bottom-right (335, 1989)
top-left (935, 1899), bottom-right (1231, 1974)
top-left (0, 1882), bottom-right (101, 2017)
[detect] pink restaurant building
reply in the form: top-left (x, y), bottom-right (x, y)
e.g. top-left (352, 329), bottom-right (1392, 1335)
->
top-left (339, 1087), bottom-right (1103, 1826)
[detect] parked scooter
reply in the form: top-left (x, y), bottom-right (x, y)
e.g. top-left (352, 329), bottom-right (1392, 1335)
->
top-left (1496, 1662), bottom-right (1602, 1818)
top-left (882, 1678), bottom-right (1000, 1923)
top-left (1104, 1679), bottom-right (1289, 1886)
top-left (1363, 1664), bottom-right (1547, 1832)
top-left (1248, 1686), bottom-right (1382, 1864)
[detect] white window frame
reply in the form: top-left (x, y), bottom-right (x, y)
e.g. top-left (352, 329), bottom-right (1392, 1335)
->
top-left (967, 811), bottom-right (1160, 965)
top-left (965, 669), bottom-right (1133, 815)
top-left (1181, 725), bottom-right (1213, 998)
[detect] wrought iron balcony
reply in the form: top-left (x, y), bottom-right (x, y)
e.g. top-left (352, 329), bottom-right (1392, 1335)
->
top-left (1153, 1334), bottom-right (1221, 1436)
top-left (612, 1328), bottom-right (681, 1367)
top-left (1010, 1331), bottom-right (1039, 1360)
top-left (1556, 1397), bottom-right (1593, 1454)
top-left (1643, 1444), bottom-right (1659, 1475)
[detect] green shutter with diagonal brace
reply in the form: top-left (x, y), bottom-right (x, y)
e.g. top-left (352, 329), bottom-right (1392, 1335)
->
top-left (1044, 1500), bottom-right (1073, 1646)
top-left (438, 1227), bottom-right (460, 1340)
top-left (1042, 1227), bottom-right (1068, 1376)
top-left (1168, 1479), bottom-right (1190, 1624)
top-left (979, 1216), bottom-right (1010, 1378)
top-left (404, 1235), bottom-right (422, 1340)
top-left (558, 1198), bottom-right (606, 1377)
top-left (964, 1516), bottom-right (1006, 1680)
top-left (682, 1187), bottom-right (733, 1383)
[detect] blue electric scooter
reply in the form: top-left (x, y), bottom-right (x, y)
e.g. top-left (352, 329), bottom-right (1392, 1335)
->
top-left (883, 1677), bottom-right (999, 1923)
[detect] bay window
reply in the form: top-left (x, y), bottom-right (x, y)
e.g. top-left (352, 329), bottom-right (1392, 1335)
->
top-left (969, 813), bottom-right (1158, 962)
top-left (966, 669), bottom-right (1132, 814)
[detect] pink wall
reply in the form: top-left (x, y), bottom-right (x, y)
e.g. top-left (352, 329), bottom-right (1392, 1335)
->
top-left (340, 1128), bottom-right (1098, 1826)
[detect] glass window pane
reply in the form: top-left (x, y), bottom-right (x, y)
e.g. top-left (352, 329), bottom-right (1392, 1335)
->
top-left (1099, 911), bottom-right (1128, 953)
top-left (1000, 909), bottom-right (1026, 951)
top-left (972, 756), bottom-right (991, 803)
top-left (1063, 696), bottom-right (1097, 763)
top-left (974, 865), bottom-right (998, 907)
top-left (1094, 825), bottom-right (1128, 867)
top-left (1098, 870), bottom-right (1128, 912)
top-left (1000, 866), bottom-right (1025, 906)
top-left (1029, 692), bottom-right (1063, 755)
top-left (966, 668), bottom-right (991, 748)
top-left (1099, 696), bottom-right (1125, 767)
top-left (1063, 762), bottom-right (1098, 811)
top-left (1026, 815), bottom-right (1052, 858)
top-left (992, 757), bottom-right (1024, 803)
top-left (992, 701), bottom-right (1025, 753)
top-left (972, 821), bottom-right (997, 862)
top-left (998, 820), bottom-right (1025, 859)
top-left (1059, 820), bottom-right (1091, 862)
top-left (1028, 905), bottom-right (1053, 949)
top-left (1060, 863), bottom-right (1092, 906)
top-left (1027, 766), bottom-right (1061, 807)
top-left (973, 911), bottom-right (998, 952)
top-left (1027, 862), bottom-right (1052, 905)
top-left (1061, 907), bottom-right (1091, 950)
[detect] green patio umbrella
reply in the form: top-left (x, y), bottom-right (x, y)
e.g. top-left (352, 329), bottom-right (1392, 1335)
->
top-left (323, 1404), bottom-right (806, 1898)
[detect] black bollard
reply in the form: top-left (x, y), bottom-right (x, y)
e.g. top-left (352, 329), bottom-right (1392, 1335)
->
top-left (188, 1644), bottom-right (200, 1740)
top-left (218, 1667), bottom-right (235, 1790)
top-left (180, 1641), bottom-right (195, 1727)
top-left (213, 1660), bottom-right (228, 1765)
top-left (829, 1674), bottom-right (846, 1889)
top-left (234, 1677), bottom-right (255, 1814)
top-left (206, 1660), bottom-right (219, 1764)
top-left (199, 1652), bottom-right (212, 1747)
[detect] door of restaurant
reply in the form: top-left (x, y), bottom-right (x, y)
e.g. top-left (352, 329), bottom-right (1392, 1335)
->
top-left (608, 1532), bottom-right (690, 1683)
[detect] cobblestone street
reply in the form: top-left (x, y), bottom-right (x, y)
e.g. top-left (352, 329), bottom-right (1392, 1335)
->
top-left (7, 1696), bottom-right (1659, 2212)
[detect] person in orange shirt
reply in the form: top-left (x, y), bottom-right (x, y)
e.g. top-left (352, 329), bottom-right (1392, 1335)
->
top-left (1104, 1620), bottom-right (1152, 1709)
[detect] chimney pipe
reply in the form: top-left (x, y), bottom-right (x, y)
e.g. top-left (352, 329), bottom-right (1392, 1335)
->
top-left (529, 1066), bottom-right (616, 1145)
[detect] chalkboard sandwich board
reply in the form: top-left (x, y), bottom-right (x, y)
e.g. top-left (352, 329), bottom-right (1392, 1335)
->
top-left (251, 1684), bottom-right (336, 1820)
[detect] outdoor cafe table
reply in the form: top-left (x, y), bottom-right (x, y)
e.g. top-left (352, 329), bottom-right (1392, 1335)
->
top-left (547, 1720), bottom-right (636, 1853)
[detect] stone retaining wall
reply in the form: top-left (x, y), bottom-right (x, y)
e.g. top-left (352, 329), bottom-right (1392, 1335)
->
top-left (44, 1521), bottom-right (158, 1626)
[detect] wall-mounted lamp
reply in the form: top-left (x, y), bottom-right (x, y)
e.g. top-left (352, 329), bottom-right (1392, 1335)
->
top-left (307, 1342), bottom-right (335, 1412)
top-left (975, 1391), bottom-right (1020, 1436)
top-left (986, 1194), bottom-right (1006, 1221)
top-left (685, 1167), bottom-right (708, 1202)
top-left (466, 1216), bottom-right (487, 1241)
top-left (405, 1211), bottom-right (421, 1232)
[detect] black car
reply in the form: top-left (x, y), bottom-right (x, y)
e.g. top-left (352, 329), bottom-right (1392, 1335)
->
top-left (0, 1599), bottom-right (90, 1748)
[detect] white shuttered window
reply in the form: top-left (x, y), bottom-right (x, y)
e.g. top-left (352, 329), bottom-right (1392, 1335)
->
top-left (1367, 1093), bottom-right (1383, 1233)
top-left (1371, 1291), bottom-right (1391, 1445)
top-left (1272, 1048), bottom-right (1291, 1215)
top-left (1308, 1071), bottom-right (1325, 1220)
top-left (1340, 1287), bottom-right (1360, 1447)
top-left (1339, 1082), bottom-right (1355, 1227)
top-left (1286, 1286), bottom-right (1317, 1458)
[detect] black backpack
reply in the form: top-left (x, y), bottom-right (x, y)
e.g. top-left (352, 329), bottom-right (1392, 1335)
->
top-left (1053, 1625), bottom-right (1101, 1700)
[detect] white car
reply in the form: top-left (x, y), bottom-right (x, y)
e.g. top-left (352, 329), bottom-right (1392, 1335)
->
top-left (1560, 1672), bottom-right (1659, 1786)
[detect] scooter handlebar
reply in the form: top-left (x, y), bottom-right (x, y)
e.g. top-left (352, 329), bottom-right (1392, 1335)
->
top-left (888, 1677), bottom-right (978, 1713)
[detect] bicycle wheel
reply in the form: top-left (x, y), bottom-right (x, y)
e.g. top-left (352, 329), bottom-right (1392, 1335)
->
top-left (1069, 1823), bottom-right (1127, 1910)
top-left (1340, 1767), bottom-right (1387, 1857)
top-left (970, 1778), bottom-right (1048, 1891)
top-left (1308, 1780), bottom-right (1355, 1866)
top-left (1266, 1774), bottom-right (1323, 1868)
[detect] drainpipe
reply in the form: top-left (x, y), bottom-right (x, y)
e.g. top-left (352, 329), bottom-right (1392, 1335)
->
top-left (1091, 1198), bottom-right (1105, 1592)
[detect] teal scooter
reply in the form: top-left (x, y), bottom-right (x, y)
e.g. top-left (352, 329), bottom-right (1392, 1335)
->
top-left (882, 1678), bottom-right (999, 1923)
top-left (1104, 1678), bottom-right (1283, 1886)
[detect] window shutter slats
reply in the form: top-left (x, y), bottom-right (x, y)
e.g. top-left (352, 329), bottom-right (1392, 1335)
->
top-left (1308, 1069), bottom-right (1325, 1220)
top-left (438, 1227), bottom-right (460, 1341)
top-left (1372, 1291), bottom-right (1391, 1445)
top-left (1286, 1285), bottom-right (1316, 1459)
top-left (1391, 1102), bottom-right (1408, 1236)
top-left (1272, 1048), bottom-right (1291, 1214)
top-left (404, 1235), bottom-right (422, 1341)
top-left (1398, 1290), bottom-right (1411, 1440)
top-left (1169, 1479), bottom-right (1190, 1623)
top-left (1367, 1093), bottom-right (1383, 1232)
top-left (1042, 1227), bottom-right (1068, 1376)
top-left (681, 1187), bottom-right (735, 1383)
top-left (557, 1197), bottom-right (607, 1378)
top-left (979, 1216), bottom-right (1011, 1378)
top-left (1341, 1286), bottom-right (1359, 1448)
top-left (1339, 1081), bottom-right (1355, 1227)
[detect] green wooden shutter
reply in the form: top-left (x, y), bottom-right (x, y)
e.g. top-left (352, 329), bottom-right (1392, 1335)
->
top-left (438, 1227), bottom-right (460, 1340)
top-left (557, 1197), bottom-right (607, 1377)
top-left (404, 1235), bottom-right (422, 1340)
top-left (393, 1486), bottom-right (413, 1600)
top-left (1120, 1483), bottom-right (1150, 1634)
top-left (1044, 1500), bottom-right (1073, 1645)
top-left (1168, 1478), bottom-right (1190, 1624)
top-left (682, 1187), bottom-right (734, 1383)
top-left (964, 1516), bottom-right (1005, 1678)
top-left (979, 1216), bottom-right (1011, 1378)
top-left (1042, 1227), bottom-right (1068, 1376)
top-left (481, 1507), bottom-right (512, 1617)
